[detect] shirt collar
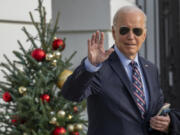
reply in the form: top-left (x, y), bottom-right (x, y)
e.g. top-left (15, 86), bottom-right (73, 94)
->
top-left (114, 45), bottom-right (140, 67)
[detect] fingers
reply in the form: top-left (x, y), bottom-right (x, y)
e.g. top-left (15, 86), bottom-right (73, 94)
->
top-left (150, 115), bottom-right (170, 132)
top-left (91, 31), bottom-right (100, 45)
top-left (88, 39), bottom-right (91, 52)
top-left (151, 115), bottom-right (170, 123)
top-left (95, 31), bottom-right (100, 43)
top-left (99, 32), bottom-right (104, 46)
top-left (90, 31), bottom-right (104, 45)
top-left (91, 33), bottom-right (96, 45)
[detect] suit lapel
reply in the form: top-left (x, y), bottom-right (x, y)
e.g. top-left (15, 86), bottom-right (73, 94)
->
top-left (109, 52), bottom-right (141, 115)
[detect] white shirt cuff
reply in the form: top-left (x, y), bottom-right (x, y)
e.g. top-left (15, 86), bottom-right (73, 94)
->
top-left (84, 58), bottom-right (102, 72)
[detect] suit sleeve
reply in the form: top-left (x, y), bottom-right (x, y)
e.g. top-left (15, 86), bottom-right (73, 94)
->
top-left (61, 59), bottom-right (102, 102)
top-left (169, 109), bottom-right (180, 135)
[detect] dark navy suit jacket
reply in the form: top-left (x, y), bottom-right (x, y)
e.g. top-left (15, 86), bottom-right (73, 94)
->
top-left (61, 51), bottom-right (179, 135)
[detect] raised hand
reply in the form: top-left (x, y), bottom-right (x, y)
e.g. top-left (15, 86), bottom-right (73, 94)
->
top-left (88, 31), bottom-right (114, 66)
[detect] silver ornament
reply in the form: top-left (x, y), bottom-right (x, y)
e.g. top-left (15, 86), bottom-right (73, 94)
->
top-left (57, 110), bottom-right (66, 118)
top-left (49, 117), bottom-right (57, 125)
top-left (53, 51), bottom-right (61, 59)
top-left (46, 53), bottom-right (54, 61)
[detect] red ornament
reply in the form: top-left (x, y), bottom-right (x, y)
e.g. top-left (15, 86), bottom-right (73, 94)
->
top-left (2, 92), bottom-right (12, 102)
top-left (71, 132), bottom-right (79, 135)
top-left (40, 94), bottom-right (50, 103)
top-left (52, 127), bottom-right (66, 135)
top-left (73, 106), bottom-right (78, 113)
top-left (11, 119), bottom-right (17, 124)
top-left (31, 48), bottom-right (46, 61)
top-left (11, 115), bottom-right (18, 124)
top-left (52, 38), bottom-right (65, 51)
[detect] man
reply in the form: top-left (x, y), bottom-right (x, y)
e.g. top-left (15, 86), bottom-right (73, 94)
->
top-left (61, 6), bottom-right (174, 135)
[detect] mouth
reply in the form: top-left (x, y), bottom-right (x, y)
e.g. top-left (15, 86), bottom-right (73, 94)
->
top-left (124, 43), bottom-right (136, 46)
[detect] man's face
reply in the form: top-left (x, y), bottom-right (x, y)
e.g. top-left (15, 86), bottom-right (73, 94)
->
top-left (112, 11), bottom-right (146, 59)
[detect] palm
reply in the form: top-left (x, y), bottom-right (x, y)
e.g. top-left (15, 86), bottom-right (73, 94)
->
top-left (88, 31), bottom-right (114, 66)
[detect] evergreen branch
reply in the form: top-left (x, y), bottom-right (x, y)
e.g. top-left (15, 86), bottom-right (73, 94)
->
top-left (32, 130), bottom-right (37, 135)
top-left (43, 6), bottom-right (47, 41)
top-left (3, 55), bottom-right (27, 80)
top-left (46, 23), bottom-right (51, 36)
top-left (0, 67), bottom-right (24, 86)
top-left (38, 0), bottom-right (44, 30)
top-left (0, 81), bottom-right (11, 87)
top-left (41, 67), bottom-right (54, 78)
top-left (0, 84), bottom-right (10, 91)
top-left (37, 71), bottom-right (47, 85)
top-left (29, 12), bottom-right (42, 43)
top-left (22, 27), bottom-right (38, 49)
top-left (26, 55), bottom-right (40, 67)
top-left (0, 69), bottom-right (12, 82)
top-left (17, 40), bottom-right (27, 54)
top-left (47, 12), bottom-right (60, 47)
top-left (39, 100), bottom-right (48, 123)
top-left (13, 61), bottom-right (25, 66)
top-left (46, 20), bottom-right (51, 42)
top-left (0, 62), bottom-right (14, 75)
top-left (13, 51), bottom-right (26, 64)
top-left (16, 70), bottom-right (31, 85)
top-left (38, 0), bottom-right (46, 49)
top-left (3, 55), bottom-right (14, 69)
top-left (64, 51), bottom-right (77, 67)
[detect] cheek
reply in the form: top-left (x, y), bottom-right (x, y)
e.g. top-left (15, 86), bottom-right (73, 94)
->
top-left (118, 36), bottom-right (125, 42)
top-left (137, 37), bottom-right (145, 44)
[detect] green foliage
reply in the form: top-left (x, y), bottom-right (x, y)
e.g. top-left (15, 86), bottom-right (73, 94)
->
top-left (0, 0), bottom-right (87, 134)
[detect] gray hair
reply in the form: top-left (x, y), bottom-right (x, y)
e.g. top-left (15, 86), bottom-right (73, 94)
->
top-left (113, 5), bottom-right (147, 28)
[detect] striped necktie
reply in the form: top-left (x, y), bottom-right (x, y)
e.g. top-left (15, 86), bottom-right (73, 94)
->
top-left (130, 61), bottom-right (146, 118)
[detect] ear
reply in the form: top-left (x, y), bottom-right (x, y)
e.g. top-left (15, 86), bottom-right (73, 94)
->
top-left (142, 28), bottom-right (147, 41)
top-left (112, 26), bottom-right (116, 40)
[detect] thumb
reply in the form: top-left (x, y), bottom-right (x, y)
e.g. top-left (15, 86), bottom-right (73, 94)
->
top-left (105, 48), bottom-right (114, 56)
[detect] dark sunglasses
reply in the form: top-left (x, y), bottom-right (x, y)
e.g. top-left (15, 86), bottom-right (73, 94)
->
top-left (119, 26), bottom-right (143, 36)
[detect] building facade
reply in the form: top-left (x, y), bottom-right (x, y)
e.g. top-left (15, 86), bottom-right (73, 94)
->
top-left (0, 0), bottom-right (179, 109)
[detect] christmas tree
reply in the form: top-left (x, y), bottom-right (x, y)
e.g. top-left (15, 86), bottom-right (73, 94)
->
top-left (0, 0), bottom-right (87, 135)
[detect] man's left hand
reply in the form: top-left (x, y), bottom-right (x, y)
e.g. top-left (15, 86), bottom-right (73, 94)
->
top-left (150, 115), bottom-right (171, 133)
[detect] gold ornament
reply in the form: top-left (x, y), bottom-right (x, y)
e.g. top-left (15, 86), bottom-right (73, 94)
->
top-left (67, 124), bottom-right (74, 132)
top-left (57, 69), bottom-right (73, 88)
top-left (46, 53), bottom-right (54, 61)
top-left (67, 114), bottom-right (73, 120)
top-left (74, 123), bottom-right (83, 131)
top-left (49, 117), bottom-right (57, 125)
top-left (57, 110), bottom-right (66, 118)
top-left (18, 86), bottom-right (27, 94)
top-left (51, 59), bottom-right (57, 66)
top-left (53, 51), bottom-right (61, 59)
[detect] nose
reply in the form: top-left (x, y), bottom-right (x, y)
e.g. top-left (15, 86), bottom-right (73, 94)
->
top-left (127, 30), bottom-right (135, 40)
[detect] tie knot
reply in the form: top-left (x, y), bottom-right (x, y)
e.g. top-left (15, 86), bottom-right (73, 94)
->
top-left (130, 61), bottom-right (137, 68)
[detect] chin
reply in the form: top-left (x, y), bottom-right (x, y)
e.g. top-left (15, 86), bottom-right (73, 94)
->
top-left (125, 51), bottom-right (137, 59)
top-left (126, 49), bottom-right (137, 55)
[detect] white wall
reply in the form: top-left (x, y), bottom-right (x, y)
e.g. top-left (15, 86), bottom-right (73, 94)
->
top-left (52, 0), bottom-right (135, 69)
top-left (0, 0), bottom-right (51, 81)
top-left (0, 0), bottom-right (51, 22)
top-left (0, 0), bottom-right (136, 77)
